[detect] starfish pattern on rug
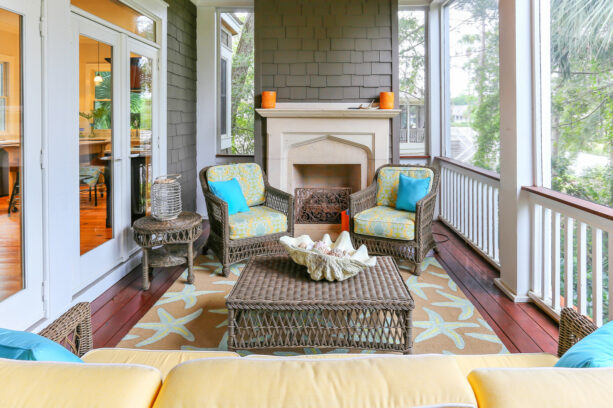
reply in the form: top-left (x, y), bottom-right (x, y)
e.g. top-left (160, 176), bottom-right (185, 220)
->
top-left (155, 284), bottom-right (223, 309)
top-left (182, 331), bottom-right (229, 351)
top-left (135, 307), bottom-right (203, 347)
top-left (414, 307), bottom-right (479, 349)
top-left (431, 290), bottom-right (475, 320)
top-left (208, 308), bottom-right (229, 328)
top-left (404, 275), bottom-right (443, 300)
top-left (429, 271), bottom-right (458, 292)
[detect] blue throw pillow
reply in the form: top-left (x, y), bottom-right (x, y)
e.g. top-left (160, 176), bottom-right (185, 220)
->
top-left (0, 328), bottom-right (83, 363)
top-left (395, 173), bottom-right (431, 212)
top-left (556, 321), bottom-right (613, 368)
top-left (208, 178), bottom-right (250, 215)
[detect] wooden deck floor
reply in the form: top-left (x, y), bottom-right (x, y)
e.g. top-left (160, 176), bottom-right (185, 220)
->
top-left (90, 221), bottom-right (559, 354)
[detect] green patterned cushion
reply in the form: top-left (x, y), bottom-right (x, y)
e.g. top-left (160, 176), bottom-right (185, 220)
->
top-left (228, 206), bottom-right (287, 240)
top-left (354, 206), bottom-right (416, 241)
top-left (376, 167), bottom-right (434, 207)
top-left (207, 163), bottom-right (266, 207)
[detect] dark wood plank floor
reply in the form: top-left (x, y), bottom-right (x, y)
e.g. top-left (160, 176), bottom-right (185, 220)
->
top-left (91, 220), bottom-right (559, 354)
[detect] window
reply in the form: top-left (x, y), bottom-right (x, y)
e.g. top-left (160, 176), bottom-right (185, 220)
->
top-left (445, 0), bottom-right (500, 172)
top-left (398, 9), bottom-right (427, 156)
top-left (539, 0), bottom-right (612, 208)
top-left (0, 62), bottom-right (7, 132)
top-left (71, 0), bottom-right (156, 42)
top-left (218, 11), bottom-right (254, 155)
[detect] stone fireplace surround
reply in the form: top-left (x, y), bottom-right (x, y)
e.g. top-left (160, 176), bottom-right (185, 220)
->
top-left (257, 103), bottom-right (400, 238)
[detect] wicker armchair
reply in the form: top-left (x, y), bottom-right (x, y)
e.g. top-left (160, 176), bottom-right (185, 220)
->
top-left (557, 307), bottom-right (597, 357)
top-left (349, 164), bottom-right (440, 275)
top-left (38, 302), bottom-right (93, 358)
top-left (199, 164), bottom-right (294, 276)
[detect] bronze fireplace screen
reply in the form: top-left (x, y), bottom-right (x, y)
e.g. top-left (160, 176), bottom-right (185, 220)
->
top-left (294, 187), bottom-right (351, 224)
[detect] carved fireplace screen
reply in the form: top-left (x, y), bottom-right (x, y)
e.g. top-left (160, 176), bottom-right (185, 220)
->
top-left (294, 187), bottom-right (351, 224)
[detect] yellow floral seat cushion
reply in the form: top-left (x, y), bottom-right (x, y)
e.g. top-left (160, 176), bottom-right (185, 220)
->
top-left (206, 163), bottom-right (266, 207)
top-left (229, 206), bottom-right (287, 240)
top-left (354, 206), bottom-right (416, 241)
top-left (376, 167), bottom-right (434, 207)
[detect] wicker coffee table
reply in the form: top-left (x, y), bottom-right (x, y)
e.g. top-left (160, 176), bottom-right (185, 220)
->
top-left (226, 255), bottom-right (414, 354)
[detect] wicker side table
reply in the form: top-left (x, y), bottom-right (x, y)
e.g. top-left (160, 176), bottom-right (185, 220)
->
top-left (133, 212), bottom-right (202, 290)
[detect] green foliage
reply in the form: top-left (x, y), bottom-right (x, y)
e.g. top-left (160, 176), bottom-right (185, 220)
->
top-left (398, 11), bottom-right (425, 104)
top-left (230, 13), bottom-right (255, 155)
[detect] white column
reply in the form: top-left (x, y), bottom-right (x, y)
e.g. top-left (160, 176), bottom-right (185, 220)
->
top-left (196, 6), bottom-right (218, 216)
top-left (494, 0), bottom-right (533, 301)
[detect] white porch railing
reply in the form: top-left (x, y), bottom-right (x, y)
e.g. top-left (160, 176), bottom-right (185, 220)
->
top-left (525, 186), bottom-right (613, 325)
top-left (437, 157), bottom-right (500, 267)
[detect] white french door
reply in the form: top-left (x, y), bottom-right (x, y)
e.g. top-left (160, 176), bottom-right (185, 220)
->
top-left (74, 16), bottom-right (124, 290)
top-left (73, 14), bottom-right (160, 291)
top-left (0, 0), bottom-right (44, 328)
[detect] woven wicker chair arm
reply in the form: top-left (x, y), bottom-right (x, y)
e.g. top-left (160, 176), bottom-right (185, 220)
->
top-left (265, 186), bottom-right (293, 215)
top-left (557, 307), bottom-right (598, 357)
top-left (414, 191), bottom-right (437, 238)
top-left (204, 190), bottom-right (230, 238)
top-left (38, 302), bottom-right (93, 357)
top-left (350, 183), bottom-right (378, 217)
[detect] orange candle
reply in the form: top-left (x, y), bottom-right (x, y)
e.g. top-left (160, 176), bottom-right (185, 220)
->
top-left (261, 91), bottom-right (277, 109)
top-left (379, 92), bottom-right (394, 109)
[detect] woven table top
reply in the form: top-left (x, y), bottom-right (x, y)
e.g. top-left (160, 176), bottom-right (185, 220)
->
top-left (227, 255), bottom-right (414, 310)
top-left (133, 211), bottom-right (202, 234)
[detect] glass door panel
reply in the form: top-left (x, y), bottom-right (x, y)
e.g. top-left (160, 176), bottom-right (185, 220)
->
top-left (79, 35), bottom-right (114, 255)
top-left (0, 7), bottom-right (22, 302)
top-left (130, 52), bottom-right (153, 223)
top-left (0, 0), bottom-right (43, 329)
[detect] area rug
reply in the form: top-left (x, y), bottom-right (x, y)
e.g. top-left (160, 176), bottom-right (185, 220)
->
top-left (117, 252), bottom-right (508, 355)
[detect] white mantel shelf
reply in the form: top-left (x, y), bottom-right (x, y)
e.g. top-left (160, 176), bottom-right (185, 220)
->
top-left (256, 108), bottom-right (401, 119)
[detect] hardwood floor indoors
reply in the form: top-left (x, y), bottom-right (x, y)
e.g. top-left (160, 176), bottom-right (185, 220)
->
top-left (0, 196), bottom-right (22, 302)
top-left (89, 220), bottom-right (559, 354)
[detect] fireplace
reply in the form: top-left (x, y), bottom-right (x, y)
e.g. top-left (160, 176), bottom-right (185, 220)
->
top-left (257, 103), bottom-right (400, 238)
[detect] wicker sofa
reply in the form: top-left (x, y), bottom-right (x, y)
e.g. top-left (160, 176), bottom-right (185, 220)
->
top-left (350, 164), bottom-right (440, 275)
top-left (199, 163), bottom-right (294, 276)
top-left (1, 303), bottom-right (609, 407)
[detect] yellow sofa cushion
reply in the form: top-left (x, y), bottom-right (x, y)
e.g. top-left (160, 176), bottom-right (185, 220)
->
top-left (228, 205), bottom-right (287, 240)
top-left (452, 353), bottom-right (558, 376)
top-left (207, 163), bottom-right (266, 207)
top-left (0, 357), bottom-right (162, 408)
top-left (82, 348), bottom-right (238, 378)
top-left (354, 205), bottom-right (416, 241)
top-left (153, 355), bottom-right (478, 408)
top-left (468, 366), bottom-right (613, 408)
top-left (376, 166), bottom-right (434, 207)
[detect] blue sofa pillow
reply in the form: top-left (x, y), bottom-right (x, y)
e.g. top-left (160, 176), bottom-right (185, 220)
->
top-left (556, 320), bottom-right (613, 368)
top-left (395, 173), bottom-right (431, 212)
top-left (0, 328), bottom-right (83, 363)
top-left (208, 178), bottom-right (250, 215)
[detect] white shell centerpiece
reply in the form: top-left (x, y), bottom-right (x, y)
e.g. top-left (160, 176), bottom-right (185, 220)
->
top-left (280, 231), bottom-right (377, 282)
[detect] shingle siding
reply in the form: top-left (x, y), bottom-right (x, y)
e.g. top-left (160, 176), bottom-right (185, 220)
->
top-left (255, 0), bottom-right (395, 102)
top-left (166, 0), bottom-right (197, 211)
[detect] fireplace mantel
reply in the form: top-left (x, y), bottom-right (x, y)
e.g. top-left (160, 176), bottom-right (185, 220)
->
top-left (256, 107), bottom-right (401, 119)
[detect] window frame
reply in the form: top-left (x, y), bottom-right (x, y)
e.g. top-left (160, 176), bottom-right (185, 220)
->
top-left (0, 61), bottom-right (8, 133)
top-left (397, 6), bottom-right (429, 157)
top-left (215, 8), bottom-right (254, 156)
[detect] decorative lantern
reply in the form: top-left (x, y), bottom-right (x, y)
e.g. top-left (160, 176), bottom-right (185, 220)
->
top-left (151, 174), bottom-right (182, 221)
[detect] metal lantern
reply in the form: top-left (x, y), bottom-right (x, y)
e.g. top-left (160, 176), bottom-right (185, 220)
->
top-left (151, 174), bottom-right (182, 221)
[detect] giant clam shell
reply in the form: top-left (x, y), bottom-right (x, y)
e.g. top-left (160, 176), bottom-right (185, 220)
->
top-left (280, 231), bottom-right (377, 281)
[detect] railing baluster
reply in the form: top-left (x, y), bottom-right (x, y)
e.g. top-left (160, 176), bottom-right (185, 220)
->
top-left (542, 207), bottom-right (552, 302)
top-left (592, 228), bottom-right (603, 326)
top-left (564, 217), bottom-right (574, 308)
top-left (480, 182), bottom-right (486, 250)
top-left (609, 232), bottom-right (613, 323)
top-left (577, 222), bottom-right (588, 315)
top-left (493, 187), bottom-right (499, 262)
top-left (551, 211), bottom-right (561, 312)
top-left (531, 203), bottom-right (542, 296)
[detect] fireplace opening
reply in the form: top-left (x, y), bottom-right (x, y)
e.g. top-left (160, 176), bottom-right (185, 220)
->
top-left (292, 164), bottom-right (361, 193)
top-left (293, 164), bottom-right (360, 225)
